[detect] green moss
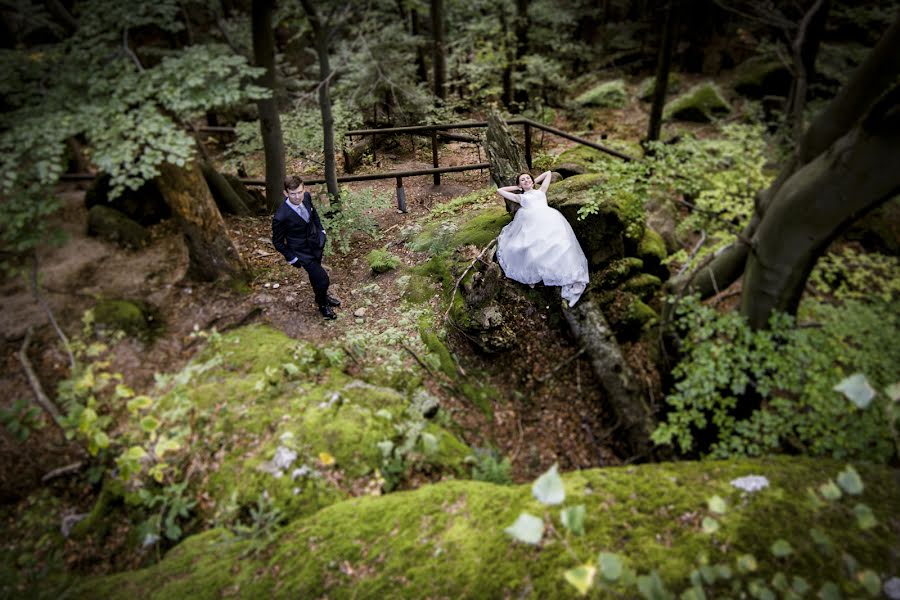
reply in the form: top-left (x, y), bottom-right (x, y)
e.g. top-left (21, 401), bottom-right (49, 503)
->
top-left (70, 457), bottom-right (900, 599)
top-left (93, 299), bottom-right (158, 339)
top-left (419, 326), bottom-right (456, 379)
top-left (663, 81), bottom-right (732, 122)
top-left (411, 256), bottom-right (453, 291)
top-left (367, 248), bottom-right (402, 274)
top-left (450, 207), bottom-right (511, 249)
top-left (400, 273), bottom-right (437, 303)
top-left (732, 57), bottom-right (791, 98)
top-left (601, 291), bottom-right (658, 339)
top-left (637, 73), bottom-right (683, 101)
top-left (575, 79), bottom-right (629, 108)
top-left (593, 257), bottom-right (644, 289)
top-left (622, 273), bottom-right (662, 301)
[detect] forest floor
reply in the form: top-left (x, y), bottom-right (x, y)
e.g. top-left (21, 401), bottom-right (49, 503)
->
top-left (0, 124), bottom-right (659, 513)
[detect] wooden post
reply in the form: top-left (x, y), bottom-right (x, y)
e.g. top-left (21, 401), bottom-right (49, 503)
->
top-left (342, 135), bottom-right (352, 174)
top-left (524, 122), bottom-right (532, 169)
top-left (371, 132), bottom-right (377, 164)
top-left (431, 130), bottom-right (440, 185)
top-left (396, 176), bottom-right (407, 213)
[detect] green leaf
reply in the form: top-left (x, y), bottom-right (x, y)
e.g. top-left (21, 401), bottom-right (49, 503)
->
top-left (792, 576), bottom-right (810, 595)
top-left (699, 565), bottom-right (717, 584)
top-left (834, 373), bottom-right (876, 408)
top-left (563, 564), bottom-right (596, 596)
top-left (771, 539), bottom-right (794, 558)
top-left (818, 480), bottom-right (842, 501)
top-left (531, 463), bottom-right (565, 505)
top-left (885, 382), bottom-right (900, 402)
top-left (420, 432), bottom-right (438, 454)
top-left (701, 516), bottom-right (720, 534)
top-left (140, 416), bottom-right (160, 433)
top-left (504, 512), bottom-right (544, 545)
top-left (857, 570), bottom-right (880, 597)
top-left (93, 430), bottom-right (109, 449)
top-left (680, 587), bottom-right (707, 600)
top-left (817, 582), bottom-right (841, 600)
top-left (836, 465), bottom-right (863, 495)
top-left (736, 554), bottom-right (758, 573)
top-left (853, 503), bottom-right (877, 530)
top-left (706, 494), bottom-right (727, 514)
top-left (561, 504), bottom-right (586, 535)
top-left (598, 552), bottom-right (623, 582)
top-left (637, 571), bottom-right (671, 600)
top-left (127, 395), bottom-right (153, 413)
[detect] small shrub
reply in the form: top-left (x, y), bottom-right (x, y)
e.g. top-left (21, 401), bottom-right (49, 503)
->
top-left (367, 248), bottom-right (402, 274)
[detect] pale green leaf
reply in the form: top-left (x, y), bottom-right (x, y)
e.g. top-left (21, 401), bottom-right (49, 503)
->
top-left (701, 516), bottom-right (720, 534)
top-left (736, 554), bottom-right (758, 573)
top-left (707, 494), bottom-right (727, 514)
top-left (818, 480), bottom-right (842, 501)
top-left (532, 463), bottom-right (565, 505)
top-left (127, 395), bottom-right (153, 413)
top-left (834, 373), bottom-right (876, 409)
top-left (836, 465), bottom-right (863, 495)
top-left (637, 571), bottom-right (671, 600)
top-left (886, 382), bottom-right (900, 402)
top-left (561, 505), bottom-right (586, 535)
top-left (817, 582), bottom-right (840, 600)
top-left (140, 416), bottom-right (160, 433)
top-left (853, 503), bottom-right (876, 530)
top-left (857, 570), bottom-right (880, 597)
top-left (504, 512), bottom-right (544, 545)
top-left (598, 552), bottom-right (623, 582)
top-left (563, 564), bottom-right (596, 596)
top-left (771, 539), bottom-right (793, 558)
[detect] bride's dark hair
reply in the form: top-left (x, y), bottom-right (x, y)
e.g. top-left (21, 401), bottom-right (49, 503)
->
top-left (515, 171), bottom-right (533, 192)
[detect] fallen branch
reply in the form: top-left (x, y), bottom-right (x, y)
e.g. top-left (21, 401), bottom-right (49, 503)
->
top-left (17, 328), bottom-right (65, 427)
top-left (442, 237), bottom-right (498, 322)
top-left (676, 230), bottom-right (707, 278)
top-left (42, 461), bottom-right (84, 483)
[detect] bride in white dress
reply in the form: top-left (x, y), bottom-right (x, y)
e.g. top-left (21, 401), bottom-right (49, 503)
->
top-left (495, 171), bottom-right (589, 306)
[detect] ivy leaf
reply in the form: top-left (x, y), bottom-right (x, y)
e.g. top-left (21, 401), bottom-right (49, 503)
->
top-left (531, 463), bottom-right (565, 505)
top-left (563, 564), bottom-right (596, 596)
top-left (560, 505), bottom-right (586, 535)
top-left (707, 495), bottom-right (727, 514)
top-left (857, 570), bottom-right (881, 596)
top-left (834, 373), bottom-right (876, 409)
top-left (701, 516), bottom-right (720, 534)
top-left (818, 480), bottom-right (842, 501)
top-left (598, 552), bottom-right (623, 582)
top-left (853, 503), bottom-right (877, 530)
top-left (504, 512), bottom-right (544, 545)
top-left (771, 539), bottom-right (793, 558)
top-left (836, 465), bottom-right (864, 495)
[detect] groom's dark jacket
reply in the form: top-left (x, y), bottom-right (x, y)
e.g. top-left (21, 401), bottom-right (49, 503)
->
top-left (271, 192), bottom-right (327, 266)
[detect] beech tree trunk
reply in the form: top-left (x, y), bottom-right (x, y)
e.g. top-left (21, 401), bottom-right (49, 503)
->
top-left (156, 161), bottom-right (248, 282)
top-left (200, 161), bottom-right (251, 216)
top-left (563, 299), bottom-right (657, 459)
top-left (252, 0), bottom-right (285, 211)
top-left (484, 109), bottom-right (528, 214)
top-left (300, 0), bottom-right (341, 205)
top-left (786, 0), bottom-right (830, 145)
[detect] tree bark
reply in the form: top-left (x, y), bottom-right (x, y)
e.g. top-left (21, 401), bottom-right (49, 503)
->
top-left (252, 0), bottom-right (285, 212)
top-left (430, 0), bottom-right (446, 101)
top-left (786, 0), bottom-right (830, 145)
top-left (300, 0), bottom-right (341, 205)
top-left (200, 161), bottom-right (251, 216)
top-left (156, 161), bottom-right (248, 282)
top-left (646, 0), bottom-right (677, 143)
top-left (741, 85), bottom-right (900, 328)
top-left (562, 298), bottom-right (656, 460)
top-left (484, 109), bottom-right (528, 214)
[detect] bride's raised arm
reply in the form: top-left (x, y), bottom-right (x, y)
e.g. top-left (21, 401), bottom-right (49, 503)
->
top-left (534, 171), bottom-right (552, 193)
top-left (496, 185), bottom-right (521, 203)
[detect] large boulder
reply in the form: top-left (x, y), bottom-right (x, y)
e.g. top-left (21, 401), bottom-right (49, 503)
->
top-left (663, 81), bottom-right (732, 122)
top-left (574, 79), bottom-right (629, 108)
top-left (732, 56), bottom-right (792, 99)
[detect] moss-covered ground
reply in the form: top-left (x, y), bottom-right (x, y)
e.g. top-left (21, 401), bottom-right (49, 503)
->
top-left (65, 457), bottom-right (899, 599)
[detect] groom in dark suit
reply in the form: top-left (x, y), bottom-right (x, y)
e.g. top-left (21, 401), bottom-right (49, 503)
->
top-left (272, 176), bottom-right (341, 319)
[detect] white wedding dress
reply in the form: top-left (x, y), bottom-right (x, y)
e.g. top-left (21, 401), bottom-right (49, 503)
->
top-left (496, 189), bottom-right (589, 306)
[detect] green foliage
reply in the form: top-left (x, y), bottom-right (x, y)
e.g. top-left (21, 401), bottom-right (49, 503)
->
top-left (0, 398), bottom-right (45, 441)
top-left (469, 447), bottom-right (513, 485)
top-left (319, 187), bottom-right (392, 255)
top-left (663, 81), bottom-right (732, 122)
top-left (366, 248), bottom-right (402, 274)
top-left (136, 479), bottom-right (197, 545)
top-left (428, 187), bottom-right (495, 218)
top-left (653, 296), bottom-right (899, 462)
top-left (808, 246), bottom-right (900, 303)
top-left (575, 79), bottom-right (629, 108)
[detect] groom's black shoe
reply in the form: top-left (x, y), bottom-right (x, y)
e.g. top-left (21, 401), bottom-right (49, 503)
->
top-left (319, 305), bottom-right (337, 320)
top-left (326, 294), bottom-right (341, 307)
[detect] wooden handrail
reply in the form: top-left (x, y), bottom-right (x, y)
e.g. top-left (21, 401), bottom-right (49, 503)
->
top-left (238, 162), bottom-right (490, 186)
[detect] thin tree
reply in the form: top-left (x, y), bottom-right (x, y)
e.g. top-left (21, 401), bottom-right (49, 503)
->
top-left (646, 0), bottom-right (677, 143)
top-left (430, 0), bottom-right (446, 101)
top-left (252, 0), bottom-right (286, 211)
top-left (298, 0), bottom-right (343, 205)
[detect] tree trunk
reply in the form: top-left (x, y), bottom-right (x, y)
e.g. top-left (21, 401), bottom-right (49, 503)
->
top-left (200, 161), bottom-right (251, 216)
top-left (430, 0), bottom-right (446, 101)
top-left (408, 7), bottom-right (429, 85)
top-left (741, 85), bottom-right (900, 328)
top-left (484, 109), bottom-right (528, 214)
top-left (786, 0), bottom-right (830, 145)
top-left (156, 161), bottom-right (248, 282)
top-left (511, 0), bottom-right (529, 109)
top-left (252, 0), bottom-right (285, 212)
top-left (300, 0), bottom-right (341, 205)
top-left (562, 298), bottom-right (656, 460)
top-left (646, 0), bottom-right (676, 143)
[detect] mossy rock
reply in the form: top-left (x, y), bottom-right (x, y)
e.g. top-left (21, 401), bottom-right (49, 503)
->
top-left (622, 273), bottom-right (663, 301)
top-left (400, 273), bottom-right (437, 304)
top-left (450, 207), bottom-right (511, 249)
top-left (549, 174), bottom-right (646, 269)
top-left (637, 73), bottom-right (684, 101)
top-left (575, 79), bottom-right (629, 108)
top-left (663, 81), bottom-right (732, 122)
top-left (92, 299), bottom-right (159, 339)
top-left (367, 248), bottom-right (402, 274)
top-left (637, 227), bottom-right (668, 279)
top-left (70, 457), bottom-right (900, 599)
top-left (591, 257), bottom-right (644, 290)
top-left (86, 205), bottom-right (149, 249)
top-left (152, 325), bottom-right (471, 525)
top-left (600, 290), bottom-right (658, 339)
top-left (732, 56), bottom-right (791, 99)
top-left (552, 142), bottom-right (643, 174)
